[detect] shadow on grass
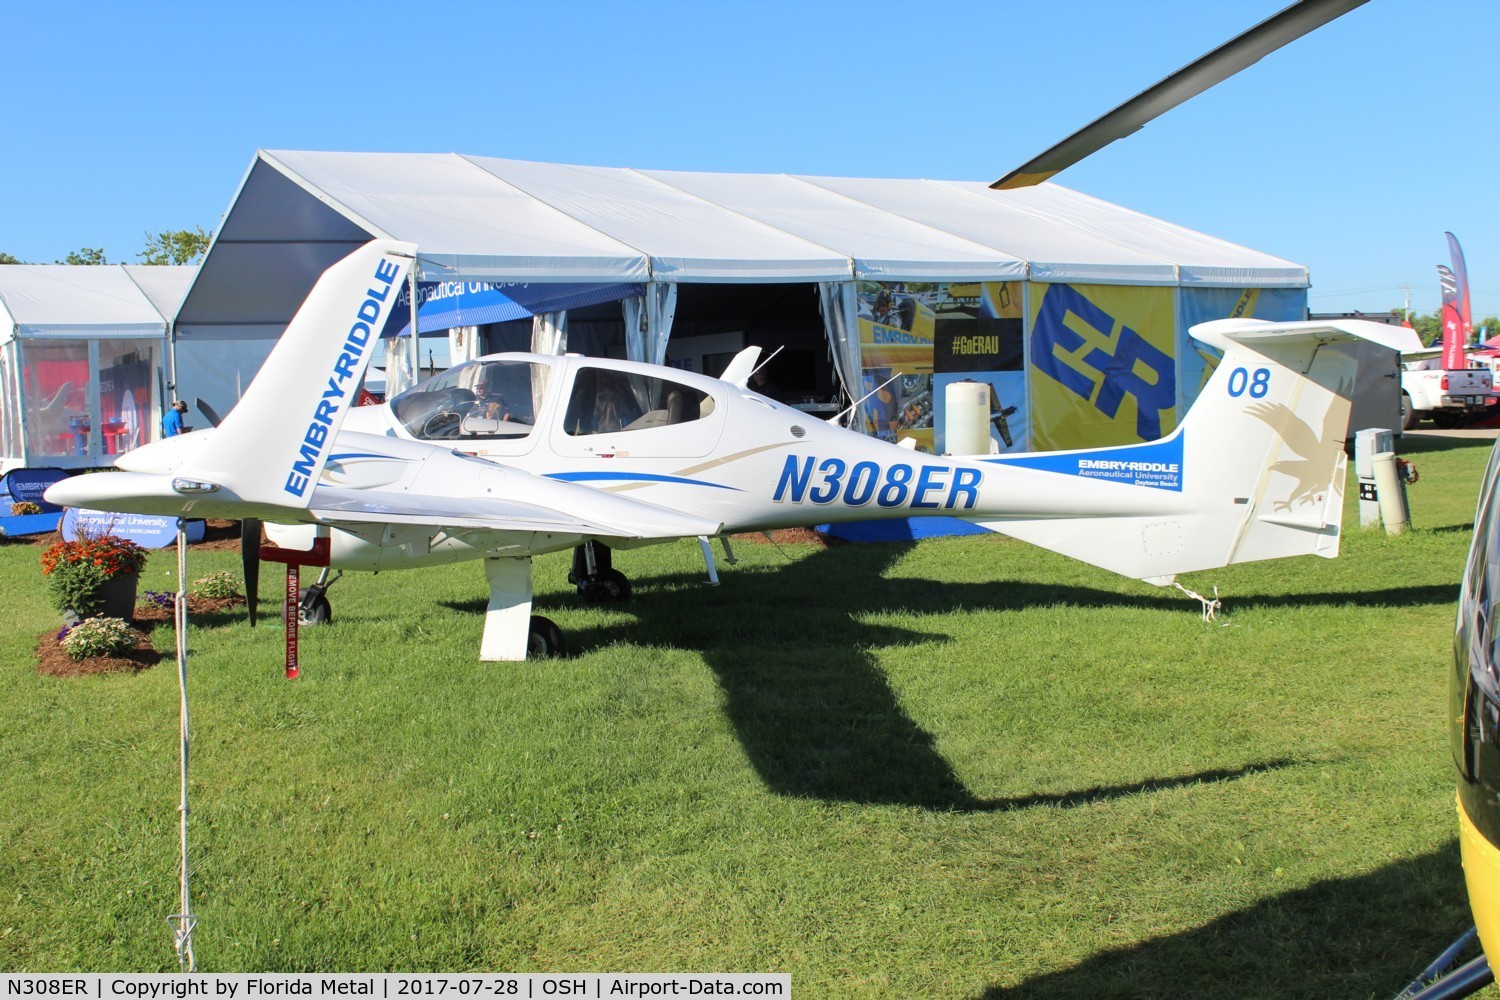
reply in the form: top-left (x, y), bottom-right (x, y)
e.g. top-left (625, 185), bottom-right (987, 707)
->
top-left (438, 541), bottom-right (1449, 810)
top-left (984, 842), bottom-right (1474, 1000)
top-left (483, 542), bottom-right (1335, 810)
top-left (984, 758), bottom-right (1302, 812)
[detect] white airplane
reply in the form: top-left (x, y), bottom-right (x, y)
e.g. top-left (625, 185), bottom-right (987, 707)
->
top-left (45, 239), bottom-right (1408, 660)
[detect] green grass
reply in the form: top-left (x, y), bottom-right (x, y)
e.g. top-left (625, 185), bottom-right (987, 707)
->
top-left (0, 433), bottom-right (1493, 997)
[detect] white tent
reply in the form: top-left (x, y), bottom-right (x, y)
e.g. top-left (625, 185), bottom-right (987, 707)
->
top-left (178, 150), bottom-right (1309, 448)
top-left (0, 264), bottom-right (195, 472)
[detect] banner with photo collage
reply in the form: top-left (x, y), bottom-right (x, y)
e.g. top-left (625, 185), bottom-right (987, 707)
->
top-left (855, 281), bottom-right (1024, 454)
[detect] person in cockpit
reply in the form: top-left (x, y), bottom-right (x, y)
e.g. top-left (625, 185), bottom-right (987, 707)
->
top-left (471, 380), bottom-right (507, 421)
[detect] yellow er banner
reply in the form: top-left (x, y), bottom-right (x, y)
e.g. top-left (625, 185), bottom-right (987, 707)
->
top-left (1027, 283), bottom-right (1176, 451)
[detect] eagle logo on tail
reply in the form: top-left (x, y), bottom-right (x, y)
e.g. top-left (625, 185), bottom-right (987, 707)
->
top-left (1246, 383), bottom-right (1351, 513)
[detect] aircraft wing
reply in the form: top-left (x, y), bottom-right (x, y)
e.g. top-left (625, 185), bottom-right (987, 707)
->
top-left (45, 469), bottom-right (723, 542)
top-left (309, 483), bottom-right (722, 541)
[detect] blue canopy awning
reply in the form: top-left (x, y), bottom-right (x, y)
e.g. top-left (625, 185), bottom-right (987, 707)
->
top-left (382, 280), bottom-right (643, 338)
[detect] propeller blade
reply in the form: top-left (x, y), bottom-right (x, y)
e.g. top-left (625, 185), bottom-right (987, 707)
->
top-left (991, 0), bottom-right (1369, 190)
top-left (195, 397), bottom-right (224, 428)
top-left (241, 517), bottom-right (261, 627)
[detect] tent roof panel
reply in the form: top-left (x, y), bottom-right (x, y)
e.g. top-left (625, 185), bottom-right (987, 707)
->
top-left (122, 265), bottom-right (199, 321)
top-left (217, 157), bottom-right (375, 244)
top-left (639, 169), bottom-right (1026, 282)
top-left (264, 151), bottom-right (651, 281)
top-left (184, 150), bottom-right (1309, 334)
top-left (955, 182), bottom-right (1307, 287)
top-left (0, 265), bottom-right (174, 339)
top-left (464, 156), bottom-right (852, 282)
top-left (798, 175), bottom-right (1187, 285)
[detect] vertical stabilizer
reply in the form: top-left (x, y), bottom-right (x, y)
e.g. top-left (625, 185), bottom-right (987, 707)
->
top-left (184, 241), bottom-right (416, 507)
top-left (970, 320), bottom-right (1403, 580)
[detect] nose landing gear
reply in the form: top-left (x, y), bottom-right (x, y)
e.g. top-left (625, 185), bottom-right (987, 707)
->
top-left (298, 569), bottom-right (340, 625)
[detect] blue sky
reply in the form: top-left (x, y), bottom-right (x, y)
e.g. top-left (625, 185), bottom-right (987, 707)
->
top-left (3, 0), bottom-right (1495, 319)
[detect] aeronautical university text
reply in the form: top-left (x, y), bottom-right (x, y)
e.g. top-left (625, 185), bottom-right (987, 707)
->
top-left (1076, 458), bottom-right (1181, 489)
top-left (283, 257), bottom-right (402, 499)
top-left (987, 435), bottom-right (1186, 492)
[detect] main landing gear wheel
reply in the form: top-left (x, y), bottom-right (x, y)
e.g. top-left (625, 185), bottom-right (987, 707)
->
top-left (580, 568), bottom-right (631, 603)
top-left (570, 541), bottom-right (630, 603)
top-left (528, 615), bottom-right (565, 658)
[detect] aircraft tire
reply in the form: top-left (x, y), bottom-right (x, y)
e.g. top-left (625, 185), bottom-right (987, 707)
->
top-left (299, 593), bottom-right (332, 626)
top-left (581, 569), bottom-right (632, 603)
top-left (528, 615), bottom-right (565, 658)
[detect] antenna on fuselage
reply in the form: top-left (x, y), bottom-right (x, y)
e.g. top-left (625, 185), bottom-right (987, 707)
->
top-left (748, 345), bottom-right (784, 380)
top-left (831, 370), bottom-right (905, 427)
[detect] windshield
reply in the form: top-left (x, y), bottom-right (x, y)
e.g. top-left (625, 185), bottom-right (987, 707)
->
top-left (390, 359), bottom-right (551, 441)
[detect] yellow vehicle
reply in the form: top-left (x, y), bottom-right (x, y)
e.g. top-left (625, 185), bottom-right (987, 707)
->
top-left (1440, 438), bottom-right (1500, 996)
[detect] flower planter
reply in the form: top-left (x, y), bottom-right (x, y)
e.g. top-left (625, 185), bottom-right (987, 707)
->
top-left (97, 571), bottom-right (140, 620)
top-left (64, 571), bottom-right (139, 624)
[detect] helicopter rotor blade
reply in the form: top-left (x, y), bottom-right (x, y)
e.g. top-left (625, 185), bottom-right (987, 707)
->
top-left (992, 0), bottom-right (1369, 191)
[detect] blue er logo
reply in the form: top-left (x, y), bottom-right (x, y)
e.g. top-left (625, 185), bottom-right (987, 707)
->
top-left (1032, 285), bottom-right (1176, 439)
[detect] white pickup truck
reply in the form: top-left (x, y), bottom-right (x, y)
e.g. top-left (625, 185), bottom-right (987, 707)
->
top-left (1401, 356), bottom-right (1497, 429)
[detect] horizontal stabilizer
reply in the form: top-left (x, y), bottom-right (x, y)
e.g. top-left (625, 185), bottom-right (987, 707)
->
top-left (43, 470), bottom-right (315, 522)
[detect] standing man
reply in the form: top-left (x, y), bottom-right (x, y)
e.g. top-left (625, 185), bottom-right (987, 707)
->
top-left (750, 368), bottom-right (783, 402)
top-left (163, 400), bottom-right (190, 437)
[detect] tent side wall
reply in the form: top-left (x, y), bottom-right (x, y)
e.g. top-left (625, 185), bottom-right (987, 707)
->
top-left (0, 316), bottom-right (23, 472)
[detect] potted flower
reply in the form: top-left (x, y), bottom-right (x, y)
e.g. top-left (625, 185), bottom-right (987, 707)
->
top-left (40, 529), bottom-right (148, 623)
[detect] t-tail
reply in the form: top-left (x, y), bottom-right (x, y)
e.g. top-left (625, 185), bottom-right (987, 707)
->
top-left (45, 240), bottom-right (417, 518)
top-left (969, 318), bottom-right (1411, 582)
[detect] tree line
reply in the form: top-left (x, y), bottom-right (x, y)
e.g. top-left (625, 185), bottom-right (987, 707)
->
top-left (0, 227), bottom-right (212, 266)
top-left (1392, 308), bottom-right (1500, 347)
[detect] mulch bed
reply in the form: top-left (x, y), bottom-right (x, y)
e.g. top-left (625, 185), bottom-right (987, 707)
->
top-left (27, 517), bottom-right (249, 676)
top-left (195, 518), bottom-right (247, 551)
top-left (35, 593), bottom-right (246, 678)
top-left (131, 594), bottom-right (246, 628)
top-left (35, 625), bottom-right (161, 678)
top-left (731, 527), bottom-right (837, 546)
